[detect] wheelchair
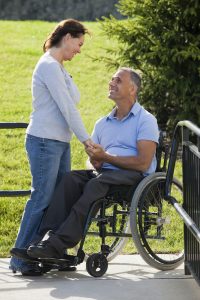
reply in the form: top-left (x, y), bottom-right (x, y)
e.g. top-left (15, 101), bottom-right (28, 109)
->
top-left (33, 131), bottom-right (184, 277)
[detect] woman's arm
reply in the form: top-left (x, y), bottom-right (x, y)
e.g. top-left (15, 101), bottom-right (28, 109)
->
top-left (42, 61), bottom-right (90, 143)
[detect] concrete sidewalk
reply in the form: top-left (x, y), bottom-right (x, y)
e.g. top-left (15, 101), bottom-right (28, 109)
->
top-left (0, 255), bottom-right (199, 300)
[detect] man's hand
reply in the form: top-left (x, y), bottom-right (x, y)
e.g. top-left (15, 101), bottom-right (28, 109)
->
top-left (89, 158), bottom-right (103, 170)
top-left (86, 140), bottom-right (157, 173)
top-left (84, 143), bottom-right (104, 170)
top-left (86, 144), bottom-right (107, 162)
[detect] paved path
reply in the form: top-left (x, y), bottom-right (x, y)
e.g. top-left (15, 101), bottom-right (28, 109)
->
top-left (0, 255), bottom-right (199, 300)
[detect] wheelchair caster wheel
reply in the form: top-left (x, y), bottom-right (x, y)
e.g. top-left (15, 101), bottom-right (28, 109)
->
top-left (86, 253), bottom-right (108, 277)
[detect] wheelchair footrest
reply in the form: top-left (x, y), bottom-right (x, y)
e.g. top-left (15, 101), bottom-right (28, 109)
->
top-left (40, 254), bottom-right (78, 267)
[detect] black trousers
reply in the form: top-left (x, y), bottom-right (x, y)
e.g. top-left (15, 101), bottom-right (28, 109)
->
top-left (36, 169), bottom-right (143, 256)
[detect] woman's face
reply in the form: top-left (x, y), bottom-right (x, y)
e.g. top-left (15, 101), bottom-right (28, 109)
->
top-left (62, 34), bottom-right (85, 61)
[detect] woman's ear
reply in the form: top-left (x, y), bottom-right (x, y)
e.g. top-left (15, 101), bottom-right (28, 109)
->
top-left (65, 33), bottom-right (72, 41)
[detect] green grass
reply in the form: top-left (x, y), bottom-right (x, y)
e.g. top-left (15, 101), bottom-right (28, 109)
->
top-left (0, 21), bottom-right (183, 258)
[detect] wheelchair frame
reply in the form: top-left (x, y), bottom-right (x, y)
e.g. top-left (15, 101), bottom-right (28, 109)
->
top-left (60, 130), bottom-right (184, 277)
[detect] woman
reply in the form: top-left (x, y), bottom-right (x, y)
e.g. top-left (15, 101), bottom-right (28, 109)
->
top-left (10, 19), bottom-right (93, 275)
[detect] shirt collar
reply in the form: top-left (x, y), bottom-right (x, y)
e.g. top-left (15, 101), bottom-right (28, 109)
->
top-left (106, 101), bottom-right (141, 121)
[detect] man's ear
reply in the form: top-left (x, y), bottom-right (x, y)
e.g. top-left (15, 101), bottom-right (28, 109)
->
top-left (130, 84), bottom-right (136, 98)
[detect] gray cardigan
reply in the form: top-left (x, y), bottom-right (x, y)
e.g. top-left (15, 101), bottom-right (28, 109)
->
top-left (26, 51), bottom-right (90, 143)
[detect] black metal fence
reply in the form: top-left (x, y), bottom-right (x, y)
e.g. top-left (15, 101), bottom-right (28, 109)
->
top-left (0, 122), bottom-right (31, 197)
top-left (165, 120), bottom-right (200, 285)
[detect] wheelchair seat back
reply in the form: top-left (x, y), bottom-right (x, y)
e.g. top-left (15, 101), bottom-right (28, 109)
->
top-left (156, 130), bottom-right (169, 172)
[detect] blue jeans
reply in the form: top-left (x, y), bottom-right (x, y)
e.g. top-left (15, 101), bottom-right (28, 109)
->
top-left (9, 134), bottom-right (70, 271)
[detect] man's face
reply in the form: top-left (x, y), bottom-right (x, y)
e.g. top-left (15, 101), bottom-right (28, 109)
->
top-left (108, 70), bottom-right (135, 101)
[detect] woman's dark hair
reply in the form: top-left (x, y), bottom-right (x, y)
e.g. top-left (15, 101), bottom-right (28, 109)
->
top-left (43, 19), bottom-right (89, 52)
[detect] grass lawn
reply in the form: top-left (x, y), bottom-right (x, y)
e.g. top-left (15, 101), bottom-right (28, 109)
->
top-left (0, 21), bottom-right (183, 258)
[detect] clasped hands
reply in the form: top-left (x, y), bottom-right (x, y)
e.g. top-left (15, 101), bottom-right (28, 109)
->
top-left (84, 139), bottom-right (106, 170)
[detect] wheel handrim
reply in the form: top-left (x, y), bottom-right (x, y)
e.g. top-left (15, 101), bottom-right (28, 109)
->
top-left (137, 178), bottom-right (184, 265)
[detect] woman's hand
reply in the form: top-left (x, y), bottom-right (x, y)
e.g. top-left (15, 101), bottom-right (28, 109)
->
top-left (84, 142), bottom-right (104, 170)
top-left (83, 139), bottom-right (95, 150)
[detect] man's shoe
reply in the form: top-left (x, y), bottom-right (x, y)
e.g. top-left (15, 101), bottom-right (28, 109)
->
top-left (21, 263), bottom-right (43, 276)
top-left (27, 240), bottom-right (61, 259)
top-left (10, 248), bottom-right (36, 261)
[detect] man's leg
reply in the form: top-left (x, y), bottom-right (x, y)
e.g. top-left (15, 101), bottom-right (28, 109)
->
top-left (48, 175), bottom-right (110, 252)
top-left (34, 170), bottom-right (94, 240)
top-left (28, 169), bottom-right (143, 258)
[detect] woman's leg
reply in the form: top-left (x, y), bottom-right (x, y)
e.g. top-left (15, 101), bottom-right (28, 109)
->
top-left (56, 143), bottom-right (71, 186)
top-left (10, 135), bottom-right (69, 271)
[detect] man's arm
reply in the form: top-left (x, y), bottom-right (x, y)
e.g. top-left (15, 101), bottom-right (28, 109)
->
top-left (86, 140), bottom-right (157, 173)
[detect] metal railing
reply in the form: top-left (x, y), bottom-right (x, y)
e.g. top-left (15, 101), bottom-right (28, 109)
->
top-left (165, 120), bottom-right (200, 285)
top-left (0, 122), bottom-right (31, 197)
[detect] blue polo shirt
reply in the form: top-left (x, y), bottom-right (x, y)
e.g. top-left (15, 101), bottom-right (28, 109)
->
top-left (91, 102), bottom-right (159, 175)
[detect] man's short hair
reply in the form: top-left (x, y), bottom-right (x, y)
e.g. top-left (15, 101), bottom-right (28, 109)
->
top-left (119, 67), bottom-right (142, 94)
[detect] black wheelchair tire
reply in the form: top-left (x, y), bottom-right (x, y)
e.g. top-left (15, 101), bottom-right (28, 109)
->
top-left (86, 253), bottom-right (108, 277)
top-left (130, 172), bottom-right (184, 271)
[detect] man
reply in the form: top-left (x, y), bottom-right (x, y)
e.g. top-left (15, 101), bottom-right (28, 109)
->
top-left (12, 67), bottom-right (159, 260)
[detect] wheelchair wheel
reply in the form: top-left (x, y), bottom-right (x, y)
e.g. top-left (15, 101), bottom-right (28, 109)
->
top-left (130, 172), bottom-right (184, 271)
top-left (86, 253), bottom-right (108, 277)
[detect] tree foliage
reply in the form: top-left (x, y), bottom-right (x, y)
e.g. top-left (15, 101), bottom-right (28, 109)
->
top-left (101, 0), bottom-right (200, 132)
